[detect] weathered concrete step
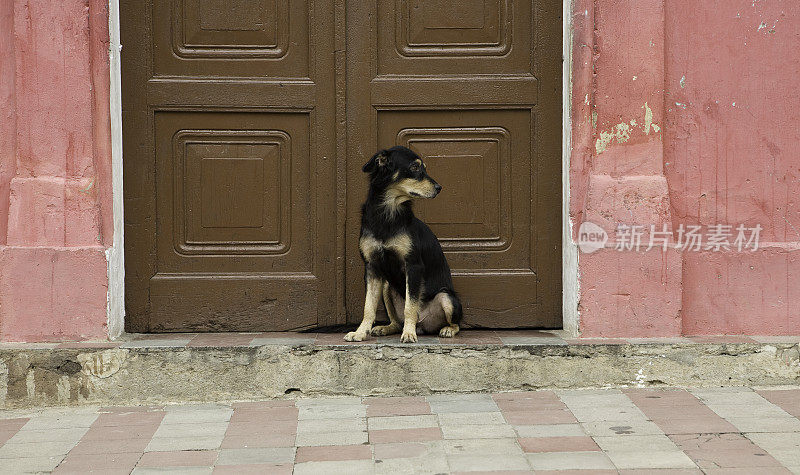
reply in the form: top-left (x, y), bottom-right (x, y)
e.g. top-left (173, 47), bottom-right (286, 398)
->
top-left (2, 336), bottom-right (798, 409)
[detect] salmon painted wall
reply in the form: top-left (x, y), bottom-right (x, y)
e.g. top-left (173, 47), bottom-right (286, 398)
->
top-left (0, 0), bottom-right (112, 341)
top-left (665, 0), bottom-right (800, 335)
top-left (572, 0), bottom-right (800, 337)
top-left (0, 0), bottom-right (797, 341)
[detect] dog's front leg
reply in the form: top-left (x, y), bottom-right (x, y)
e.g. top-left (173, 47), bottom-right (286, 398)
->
top-left (345, 268), bottom-right (382, 341)
top-left (401, 265), bottom-right (423, 343)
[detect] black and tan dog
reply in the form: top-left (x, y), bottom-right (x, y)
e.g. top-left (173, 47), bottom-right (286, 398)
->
top-left (345, 146), bottom-right (463, 343)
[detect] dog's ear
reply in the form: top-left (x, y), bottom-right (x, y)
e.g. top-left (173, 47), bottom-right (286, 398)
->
top-left (362, 150), bottom-right (388, 173)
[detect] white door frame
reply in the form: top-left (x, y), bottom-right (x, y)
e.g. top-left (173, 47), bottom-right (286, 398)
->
top-left (105, 0), bottom-right (581, 338)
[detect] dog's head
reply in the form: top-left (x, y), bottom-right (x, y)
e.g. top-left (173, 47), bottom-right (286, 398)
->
top-left (362, 146), bottom-right (442, 200)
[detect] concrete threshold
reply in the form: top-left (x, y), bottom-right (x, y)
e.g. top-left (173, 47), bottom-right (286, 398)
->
top-left (1, 331), bottom-right (798, 409)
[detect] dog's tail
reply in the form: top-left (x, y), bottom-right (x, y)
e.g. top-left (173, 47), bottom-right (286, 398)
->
top-left (441, 288), bottom-right (463, 325)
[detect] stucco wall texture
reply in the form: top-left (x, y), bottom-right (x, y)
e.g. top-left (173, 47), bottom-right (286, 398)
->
top-left (0, 0), bottom-right (112, 341)
top-left (0, 0), bottom-right (797, 341)
top-left (572, 0), bottom-right (800, 337)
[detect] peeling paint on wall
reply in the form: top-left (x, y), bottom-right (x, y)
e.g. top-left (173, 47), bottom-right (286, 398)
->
top-left (595, 103), bottom-right (661, 154)
top-left (596, 122), bottom-right (632, 154)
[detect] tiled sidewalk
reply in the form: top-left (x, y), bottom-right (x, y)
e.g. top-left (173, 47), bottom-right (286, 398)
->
top-left (1, 388), bottom-right (799, 474)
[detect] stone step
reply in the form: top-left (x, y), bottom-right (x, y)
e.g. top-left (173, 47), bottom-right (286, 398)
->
top-left (1, 331), bottom-right (798, 409)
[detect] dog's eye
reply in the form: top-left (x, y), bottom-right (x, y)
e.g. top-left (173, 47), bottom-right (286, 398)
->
top-left (410, 164), bottom-right (420, 172)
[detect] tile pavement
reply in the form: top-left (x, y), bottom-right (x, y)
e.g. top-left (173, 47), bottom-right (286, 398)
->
top-left (1, 387), bottom-right (800, 473)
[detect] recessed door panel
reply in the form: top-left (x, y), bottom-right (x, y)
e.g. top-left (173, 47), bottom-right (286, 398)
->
top-left (123, 0), bottom-right (560, 332)
top-left (347, 0), bottom-right (561, 328)
top-left (122, 0), bottom-right (337, 332)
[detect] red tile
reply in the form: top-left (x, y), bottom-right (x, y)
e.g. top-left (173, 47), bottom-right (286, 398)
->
top-left (502, 409), bottom-right (577, 425)
top-left (518, 436), bottom-right (600, 453)
top-left (93, 411), bottom-right (165, 427)
top-left (224, 421), bottom-right (297, 437)
top-left (230, 407), bottom-right (298, 422)
top-left (496, 400), bottom-right (567, 412)
top-left (213, 464), bottom-right (293, 475)
top-left (81, 424), bottom-right (161, 441)
top-left (628, 390), bottom-right (740, 435)
top-left (652, 417), bottom-right (738, 435)
top-left (369, 427), bottom-right (442, 443)
top-left (618, 471), bottom-right (702, 475)
top-left (492, 390), bottom-right (560, 402)
top-left (0, 418), bottom-right (28, 432)
top-left (138, 450), bottom-right (219, 467)
top-left (0, 430), bottom-right (18, 445)
top-left (295, 444), bottom-right (372, 463)
top-left (623, 389), bottom-right (699, 406)
top-left (536, 472), bottom-right (618, 475)
top-left (253, 332), bottom-right (307, 339)
top-left (54, 453), bottom-right (142, 473)
top-left (70, 437), bottom-right (150, 454)
top-left (188, 333), bottom-right (256, 347)
top-left (633, 404), bottom-right (719, 420)
top-left (670, 433), bottom-right (769, 452)
top-left (757, 389), bottom-right (800, 418)
top-left (452, 472), bottom-right (536, 475)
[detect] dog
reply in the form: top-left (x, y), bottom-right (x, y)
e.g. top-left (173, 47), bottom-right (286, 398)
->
top-left (345, 146), bottom-right (463, 343)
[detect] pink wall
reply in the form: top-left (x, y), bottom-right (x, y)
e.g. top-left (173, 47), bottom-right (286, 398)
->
top-left (0, 0), bottom-right (111, 342)
top-left (0, 0), bottom-right (797, 341)
top-left (665, 0), bottom-right (800, 335)
top-left (573, 0), bottom-right (800, 337)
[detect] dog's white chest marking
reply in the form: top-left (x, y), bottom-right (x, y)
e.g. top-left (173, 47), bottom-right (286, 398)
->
top-left (360, 234), bottom-right (412, 261)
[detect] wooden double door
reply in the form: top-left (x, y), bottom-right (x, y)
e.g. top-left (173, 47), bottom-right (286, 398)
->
top-left (121, 0), bottom-right (562, 332)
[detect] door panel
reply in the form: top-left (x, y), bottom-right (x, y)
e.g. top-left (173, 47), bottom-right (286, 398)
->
top-left (122, 0), bottom-right (338, 331)
top-left (123, 0), bottom-right (560, 332)
top-left (346, 0), bottom-right (561, 328)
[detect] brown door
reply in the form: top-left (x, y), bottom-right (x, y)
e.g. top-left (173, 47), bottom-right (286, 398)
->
top-left (345, 0), bottom-right (562, 328)
top-left (121, 0), bottom-right (340, 331)
top-left (122, 0), bottom-right (561, 332)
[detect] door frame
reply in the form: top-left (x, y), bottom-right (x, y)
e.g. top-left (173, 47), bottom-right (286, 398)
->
top-left (106, 0), bottom-right (579, 337)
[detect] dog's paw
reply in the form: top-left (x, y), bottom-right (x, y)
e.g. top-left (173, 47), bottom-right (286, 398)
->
top-left (371, 324), bottom-right (400, 336)
top-left (439, 325), bottom-right (459, 338)
top-left (344, 331), bottom-right (366, 342)
top-left (400, 330), bottom-right (418, 343)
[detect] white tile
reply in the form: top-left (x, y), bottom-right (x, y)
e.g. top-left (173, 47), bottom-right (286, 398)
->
top-left (605, 450), bottom-right (697, 469)
top-left (297, 417), bottom-right (366, 433)
top-left (294, 460), bottom-right (374, 475)
top-left (527, 451), bottom-right (616, 470)
top-left (437, 412), bottom-right (505, 426)
top-left (447, 454), bottom-right (530, 472)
